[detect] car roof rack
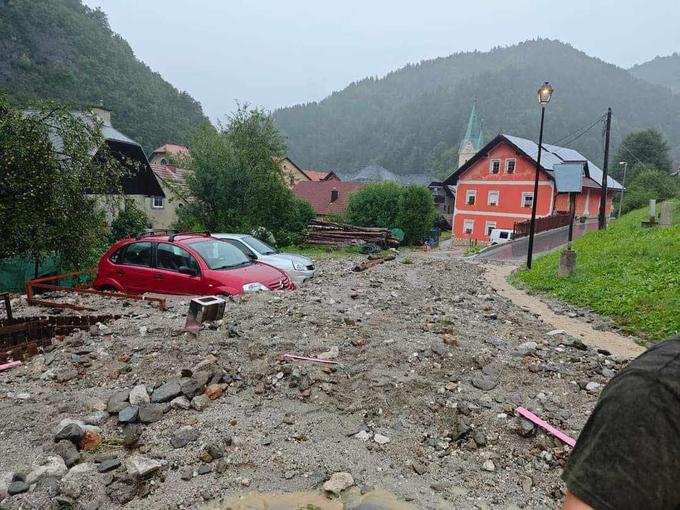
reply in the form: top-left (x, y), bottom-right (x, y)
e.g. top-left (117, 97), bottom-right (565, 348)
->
top-left (168, 231), bottom-right (211, 242)
top-left (134, 229), bottom-right (177, 240)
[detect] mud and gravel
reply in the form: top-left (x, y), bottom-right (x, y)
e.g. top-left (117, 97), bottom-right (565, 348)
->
top-left (0, 253), bottom-right (633, 509)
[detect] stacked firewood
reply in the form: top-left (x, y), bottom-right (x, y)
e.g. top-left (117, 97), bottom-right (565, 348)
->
top-left (304, 219), bottom-right (400, 249)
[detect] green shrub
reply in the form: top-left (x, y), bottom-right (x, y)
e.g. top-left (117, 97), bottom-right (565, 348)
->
top-left (110, 200), bottom-right (151, 242)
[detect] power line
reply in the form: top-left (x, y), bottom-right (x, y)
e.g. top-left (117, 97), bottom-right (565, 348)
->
top-left (550, 113), bottom-right (607, 148)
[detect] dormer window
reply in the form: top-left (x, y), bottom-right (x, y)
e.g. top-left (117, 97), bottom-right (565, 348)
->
top-left (160, 158), bottom-right (167, 165)
top-left (490, 160), bottom-right (501, 174)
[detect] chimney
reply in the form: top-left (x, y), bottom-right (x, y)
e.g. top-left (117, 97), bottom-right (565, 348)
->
top-left (90, 100), bottom-right (112, 126)
top-left (330, 188), bottom-right (339, 203)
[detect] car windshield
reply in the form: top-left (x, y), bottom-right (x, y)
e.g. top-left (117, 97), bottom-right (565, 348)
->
top-left (243, 235), bottom-right (277, 255)
top-left (189, 240), bottom-right (252, 269)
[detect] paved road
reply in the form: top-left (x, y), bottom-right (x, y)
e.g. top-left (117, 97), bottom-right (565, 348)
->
top-left (475, 220), bottom-right (599, 262)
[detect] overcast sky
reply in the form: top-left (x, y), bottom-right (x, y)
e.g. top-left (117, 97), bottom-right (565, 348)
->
top-left (83, 0), bottom-right (680, 122)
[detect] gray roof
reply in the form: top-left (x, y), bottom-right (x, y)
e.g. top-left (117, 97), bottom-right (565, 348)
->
top-left (351, 165), bottom-right (399, 182)
top-left (503, 134), bottom-right (623, 190)
top-left (398, 174), bottom-right (436, 185)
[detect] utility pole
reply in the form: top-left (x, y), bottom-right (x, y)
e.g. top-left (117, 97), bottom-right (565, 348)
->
top-left (598, 107), bottom-right (612, 230)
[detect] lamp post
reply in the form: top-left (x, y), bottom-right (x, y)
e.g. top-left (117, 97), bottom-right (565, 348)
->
top-left (617, 161), bottom-right (628, 218)
top-left (526, 82), bottom-right (554, 269)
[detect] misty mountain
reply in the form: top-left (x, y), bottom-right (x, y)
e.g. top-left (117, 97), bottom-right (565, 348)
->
top-left (273, 40), bottom-right (680, 177)
top-left (0, 0), bottom-right (208, 152)
top-left (629, 54), bottom-right (680, 94)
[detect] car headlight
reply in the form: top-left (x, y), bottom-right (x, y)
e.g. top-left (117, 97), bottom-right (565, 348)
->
top-left (242, 282), bottom-right (269, 293)
top-left (292, 262), bottom-right (306, 271)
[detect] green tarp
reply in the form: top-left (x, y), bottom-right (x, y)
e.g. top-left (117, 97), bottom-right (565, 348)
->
top-left (0, 255), bottom-right (61, 293)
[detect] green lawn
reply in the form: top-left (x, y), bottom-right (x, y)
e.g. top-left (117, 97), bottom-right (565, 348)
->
top-left (512, 200), bottom-right (680, 343)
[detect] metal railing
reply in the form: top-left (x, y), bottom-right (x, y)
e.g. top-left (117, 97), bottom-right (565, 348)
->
top-left (512, 213), bottom-right (572, 239)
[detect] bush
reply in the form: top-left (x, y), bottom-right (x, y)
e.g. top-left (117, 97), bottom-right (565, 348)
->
top-left (110, 200), bottom-right (151, 241)
top-left (345, 182), bottom-right (437, 244)
top-left (620, 166), bottom-right (680, 214)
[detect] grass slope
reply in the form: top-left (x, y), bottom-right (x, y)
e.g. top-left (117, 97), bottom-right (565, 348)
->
top-left (512, 201), bottom-right (680, 343)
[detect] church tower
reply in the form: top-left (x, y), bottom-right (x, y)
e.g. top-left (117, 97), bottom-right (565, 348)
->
top-left (458, 101), bottom-right (484, 168)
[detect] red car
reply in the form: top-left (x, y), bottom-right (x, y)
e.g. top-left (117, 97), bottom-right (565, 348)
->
top-left (93, 232), bottom-right (295, 296)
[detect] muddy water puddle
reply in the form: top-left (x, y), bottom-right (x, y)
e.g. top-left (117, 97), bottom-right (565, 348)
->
top-left (206, 488), bottom-right (417, 510)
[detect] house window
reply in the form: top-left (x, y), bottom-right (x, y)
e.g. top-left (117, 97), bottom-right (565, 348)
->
top-left (506, 159), bottom-right (516, 173)
top-left (490, 159), bottom-right (501, 174)
top-left (465, 190), bottom-right (476, 206)
top-left (488, 191), bottom-right (499, 206)
top-left (463, 219), bottom-right (474, 234)
top-left (485, 221), bottom-right (497, 236)
top-left (152, 196), bottom-right (164, 209)
top-left (521, 192), bottom-right (534, 208)
top-left (160, 158), bottom-right (167, 165)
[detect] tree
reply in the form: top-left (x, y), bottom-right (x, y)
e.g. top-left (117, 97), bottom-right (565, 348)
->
top-left (613, 129), bottom-right (673, 180)
top-left (620, 166), bottom-right (680, 214)
top-left (0, 94), bottom-right (126, 271)
top-left (110, 199), bottom-right (151, 241)
top-left (345, 182), bottom-right (437, 244)
top-left (345, 181), bottom-right (402, 228)
top-left (177, 106), bottom-right (311, 245)
top-left (396, 186), bottom-right (438, 243)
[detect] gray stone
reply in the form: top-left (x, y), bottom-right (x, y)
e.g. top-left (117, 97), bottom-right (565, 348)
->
top-left (118, 406), bottom-right (139, 424)
top-left (128, 384), bottom-right (150, 406)
top-left (204, 442), bottom-right (224, 460)
top-left (8, 480), bottom-right (29, 495)
top-left (83, 411), bottom-right (109, 426)
top-left (191, 394), bottom-right (210, 411)
top-left (56, 366), bottom-right (78, 383)
top-left (559, 249), bottom-right (577, 278)
top-left (151, 382), bottom-right (182, 403)
top-left (138, 404), bottom-right (164, 423)
top-left (471, 374), bottom-right (498, 391)
top-left (473, 430), bottom-right (487, 447)
top-left (430, 340), bottom-right (447, 356)
top-left (481, 459), bottom-right (495, 472)
top-left (197, 464), bottom-right (212, 475)
top-left (411, 461), bottom-right (428, 475)
top-left (106, 390), bottom-right (130, 413)
top-left (518, 418), bottom-right (536, 437)
top-left (107, 476), bottom-right (137, 504)
top-left (171, 426), bottom-right (199, 448)
top-left (54, 439), bottom-right (80, 467)
top-left (170, 396), bottom-right (191, 410)
top-left (97, 459), bottom-right (121, 473)
top-left (26, 456), bottom-right (68, 485)
top-left (55, 423), bottom-right (85, 444)
top-left (323, 472), bottom-right (354, 495)
top-left (180, 467), bottom-right (193, 480)
top-left (586, 382), bottom-right (602, 392)
top-left (513, 341), bottom-right (538, 357)
top-left (180, 379), bottom-right (204, 398)
top-left (122, 423), bottom-right (142, 447)
top-left (125, 456), bottom-right (162, 477)
top-left (215, 459), bottom-right (228, 474)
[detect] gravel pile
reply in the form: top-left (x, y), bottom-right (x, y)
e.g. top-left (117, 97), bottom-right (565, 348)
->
top-left (0, 253), bottom-right (628, 509)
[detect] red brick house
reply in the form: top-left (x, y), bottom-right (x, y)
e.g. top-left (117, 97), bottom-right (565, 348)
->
top-left (293, 181), bottom-right (364, 217)
top-left (443, 134), bottom-right (623, 241)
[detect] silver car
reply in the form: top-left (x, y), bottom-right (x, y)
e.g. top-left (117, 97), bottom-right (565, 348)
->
top-left (213, 234), bottom-right (319, 285)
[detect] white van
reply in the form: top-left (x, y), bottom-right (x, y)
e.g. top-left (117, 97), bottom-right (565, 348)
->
top-left (489, 229), bottom-right (513, 245)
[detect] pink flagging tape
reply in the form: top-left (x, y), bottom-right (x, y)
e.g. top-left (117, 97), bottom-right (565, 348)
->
top-left (516, 406), bottom-right (576, 448)
top-left (283, 353), bottom-right (338, 365)
top-left (0, 361), bottom-right (22, 372)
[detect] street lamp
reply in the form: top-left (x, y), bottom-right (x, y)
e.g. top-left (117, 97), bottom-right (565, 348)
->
top-left (617, 161), bottom-right (628, 218)
top-left (526, 82), bottom-right (554, 269)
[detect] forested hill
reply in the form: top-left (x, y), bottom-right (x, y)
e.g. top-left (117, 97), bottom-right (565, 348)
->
top-left (273, 40), bottom-right (680, 178)
top-left (0, 0), bottom-right (208, 152)
top-left (629, 54), bottom-right (680, 94)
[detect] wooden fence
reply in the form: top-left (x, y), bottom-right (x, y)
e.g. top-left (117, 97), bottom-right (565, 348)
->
top-left (512, 213), bottom-right (572, 239)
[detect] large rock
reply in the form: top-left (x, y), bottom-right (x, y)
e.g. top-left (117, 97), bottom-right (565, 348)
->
top-left (171, 426), bottom-right (199, 448)
top-left (55, 423), bottom-right (85, 445)
top-left (55, 366), bottom-right (78, 383)
top-left (170, 396), bottom-right (191, 410)
top-left (107, 390), bottom-right (130, 413)
top-left (180, 378), bottom-right (204, 398)
top-left (118, 406), bottom-right (140, 424)
top-left (138, 404), bottom-right (164, 423)
top-left (125, 455), bottom-right (162, 477)
top-left (151, 382), bottom-right (182, 403)
top-left (26, 456), bottom-right (68, 485)
top-left (323, 472), bottom-right (354, 495)
top-left (54, 440), bottom-right (80, 468)
top-left (128, 384), bottom-right (150, 406)
top-left (191, 395), bottom-right (211, 411)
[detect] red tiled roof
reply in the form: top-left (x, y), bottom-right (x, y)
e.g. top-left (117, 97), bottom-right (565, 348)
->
top-left (151, 163), bottom-right (192, 188)
top-left (304, 169), bottom-right (341, 182)
top-left (293, 181), bottom-right (364, 215)
top-left (152, 144), bottom-right (190, 156)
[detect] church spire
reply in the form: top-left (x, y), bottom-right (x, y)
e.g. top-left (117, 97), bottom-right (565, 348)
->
top-left (458, 100), bottom-right (484, 168)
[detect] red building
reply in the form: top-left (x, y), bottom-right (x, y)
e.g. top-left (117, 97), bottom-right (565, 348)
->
top-left (443, 134), bottom-right (623, 241)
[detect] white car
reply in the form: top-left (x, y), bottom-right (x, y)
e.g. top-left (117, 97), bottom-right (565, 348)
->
top-left (489, 228), bottom-right (514, 245)
top-left (213, 234), bottom-right (319, 285)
